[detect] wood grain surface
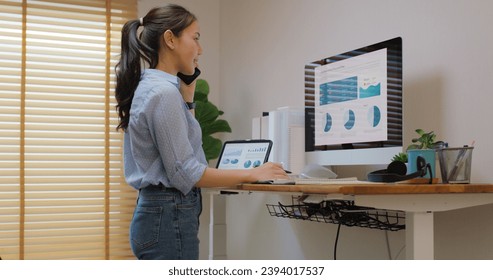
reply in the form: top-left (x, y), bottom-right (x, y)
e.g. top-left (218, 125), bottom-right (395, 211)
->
top-left (236, 183), bottom-right (493, 195)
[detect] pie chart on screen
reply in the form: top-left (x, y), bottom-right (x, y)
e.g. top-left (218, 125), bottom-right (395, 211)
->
top-left (344, 109), bottom-right (355, 130)
top-left (324, 113), bottom-right (332, 132)
top-left (368, 105), bottom-right (381, 127)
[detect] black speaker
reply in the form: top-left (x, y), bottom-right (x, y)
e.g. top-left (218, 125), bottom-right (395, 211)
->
top-left (367, 156), bottom-right (433, 183)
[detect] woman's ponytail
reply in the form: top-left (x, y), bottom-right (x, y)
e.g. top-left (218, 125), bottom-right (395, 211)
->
top-left (115, 19), bottom-right (142, 132)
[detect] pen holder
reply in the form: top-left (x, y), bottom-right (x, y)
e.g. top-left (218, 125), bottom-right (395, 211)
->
top-left (437, 147), bottom-right (474, 183)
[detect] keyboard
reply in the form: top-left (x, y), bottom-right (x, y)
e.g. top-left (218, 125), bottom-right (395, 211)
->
top-left (256, 177), bottom-right (362, 185)
top-left (294, 177), bottom-right (360, 184)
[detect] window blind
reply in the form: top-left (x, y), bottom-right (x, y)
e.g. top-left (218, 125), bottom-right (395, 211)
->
top-left (0, 0), bottom-right (137, 260)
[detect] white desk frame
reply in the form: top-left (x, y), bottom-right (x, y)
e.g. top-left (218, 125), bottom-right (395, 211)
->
top-left (352, 193), bottom-right (493, 259)
top-left (206, 189), bottom-right (493, 260)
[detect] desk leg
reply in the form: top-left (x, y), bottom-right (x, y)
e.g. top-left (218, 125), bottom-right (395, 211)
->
top-left (406, 211), bottom-right (434, 260)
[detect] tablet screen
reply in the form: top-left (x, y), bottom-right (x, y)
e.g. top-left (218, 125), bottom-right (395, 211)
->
top-left (216, 140), bottom-right (272, 170)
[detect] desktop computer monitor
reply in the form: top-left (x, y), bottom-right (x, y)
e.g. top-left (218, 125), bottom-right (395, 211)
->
top-left (305, 37), bottom-right (402, 166)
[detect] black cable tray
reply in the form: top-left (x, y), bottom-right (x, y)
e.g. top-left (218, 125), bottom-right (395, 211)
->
top-left (266, 197), bottom-right (405, 231)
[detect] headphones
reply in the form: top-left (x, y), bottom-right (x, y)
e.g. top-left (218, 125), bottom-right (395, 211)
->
top-left (367, 156), bottom-right (433, 183)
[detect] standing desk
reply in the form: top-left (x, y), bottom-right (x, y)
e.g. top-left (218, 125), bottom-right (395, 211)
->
top-left (231, 183), bottom-right (493, 260)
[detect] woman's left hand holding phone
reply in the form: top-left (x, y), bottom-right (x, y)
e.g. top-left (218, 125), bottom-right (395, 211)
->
top-left (178, 68), bottom-right (201, 107)
top-left (179, 78), bottom-right (196, 104)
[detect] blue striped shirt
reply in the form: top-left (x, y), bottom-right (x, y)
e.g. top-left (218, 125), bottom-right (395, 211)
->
top-left (123, 69), bottom-right (207, 195)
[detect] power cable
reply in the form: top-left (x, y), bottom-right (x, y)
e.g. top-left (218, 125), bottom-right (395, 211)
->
top-left (385, 231), bottom-right (392, 259)
top-left (333, 223), bottom-right (342, 260)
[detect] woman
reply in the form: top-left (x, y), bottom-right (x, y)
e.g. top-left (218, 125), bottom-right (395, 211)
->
top-left (115, 4), bottom-right (288, 260)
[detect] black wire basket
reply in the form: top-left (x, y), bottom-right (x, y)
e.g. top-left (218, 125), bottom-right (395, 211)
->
top-left (266, 196), bottom-right (405, 231)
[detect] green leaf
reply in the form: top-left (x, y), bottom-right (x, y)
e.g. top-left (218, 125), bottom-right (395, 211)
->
top-left (194, 79), bottom-right (209, 102)
top-left (195, 101), bottom-right (220, 124)
top-left (202, 135), bottom-right (222, 162)
top-left (391, 152), bottom-right (408, 163)
top-left (202, 119), bottom-right (232, 136)
top-left (195, 91), bottom-right (208, 103)
top-left (407, 129), bottom-right (438, 151)
top-left (407, 144), bottom-right (420, 151)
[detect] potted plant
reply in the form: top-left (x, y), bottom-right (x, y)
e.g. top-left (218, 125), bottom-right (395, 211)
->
top-left (194, 79), bottom-right (232, 162)
top-left (407, 128), bottom-right (438, 150)
top-left (406, 129), bottom-right (440, 179)
top-left (391, 152), bottom-right (408, 164)
top-left (391, 129), bottom-right (445, 179)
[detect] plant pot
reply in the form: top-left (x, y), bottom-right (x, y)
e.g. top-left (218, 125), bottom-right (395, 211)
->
top-left (407, 149), bottom-right (436, 179)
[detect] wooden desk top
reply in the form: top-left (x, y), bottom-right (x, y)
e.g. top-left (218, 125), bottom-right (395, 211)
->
top-left (236, 183), bottom-right (493, 195)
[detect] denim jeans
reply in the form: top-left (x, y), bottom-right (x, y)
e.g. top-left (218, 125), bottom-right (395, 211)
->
top-left (130, 185), bottom-right (202, 260)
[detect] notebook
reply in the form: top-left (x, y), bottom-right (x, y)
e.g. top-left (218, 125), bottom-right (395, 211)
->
top-left (216, 139), bottom-right (272, 170)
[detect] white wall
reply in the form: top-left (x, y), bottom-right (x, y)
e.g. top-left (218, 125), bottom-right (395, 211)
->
top-left (139, 0), bottom-right (493, 259)
top-left (220, 0), bottom-right (493, 260)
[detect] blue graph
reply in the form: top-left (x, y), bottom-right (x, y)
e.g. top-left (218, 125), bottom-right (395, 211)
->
top-left (344, 110), bottom-right (356, 130)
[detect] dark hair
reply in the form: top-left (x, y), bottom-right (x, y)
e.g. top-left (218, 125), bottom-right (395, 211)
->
top-left (115, 4), bottom-right (197, 131)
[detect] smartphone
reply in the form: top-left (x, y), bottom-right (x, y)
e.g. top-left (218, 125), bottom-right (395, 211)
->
top-left (177, 67), bottom-right (201, 85)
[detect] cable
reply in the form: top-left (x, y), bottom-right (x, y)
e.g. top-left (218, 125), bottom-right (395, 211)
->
top-left (333, 223), bottom-right (342, 260)
top-left (394, 245), bottom-right (406, 260)
top-left (385, 231), bottom-right (392, 260)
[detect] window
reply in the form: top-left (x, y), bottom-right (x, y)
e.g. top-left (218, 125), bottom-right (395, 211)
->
top-left (0, 0), bottom-right (137, 259)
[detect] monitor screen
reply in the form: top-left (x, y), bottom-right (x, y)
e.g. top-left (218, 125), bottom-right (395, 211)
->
top-left (304, 37), bottom-right (402, 165)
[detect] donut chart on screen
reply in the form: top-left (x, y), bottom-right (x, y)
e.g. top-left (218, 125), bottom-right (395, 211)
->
top-left (367, 105), bottom-right (381, 127)
top-left (344, 109), bottom-right (355, 130)
top-left (324, 113), bottom-right (332, 132)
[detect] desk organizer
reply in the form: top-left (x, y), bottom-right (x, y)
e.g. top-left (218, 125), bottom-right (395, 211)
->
top-left (266, 196), bottom-right (405, 231)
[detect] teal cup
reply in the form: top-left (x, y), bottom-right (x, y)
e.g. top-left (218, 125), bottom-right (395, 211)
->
top-left (407, 149), bottom-right (436, 179)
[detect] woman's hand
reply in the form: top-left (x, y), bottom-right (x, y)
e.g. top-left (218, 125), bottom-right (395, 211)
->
top-left (249, 162), bottom-right (290, 182)
top-left (196, 162), bottom-right (290, 188)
